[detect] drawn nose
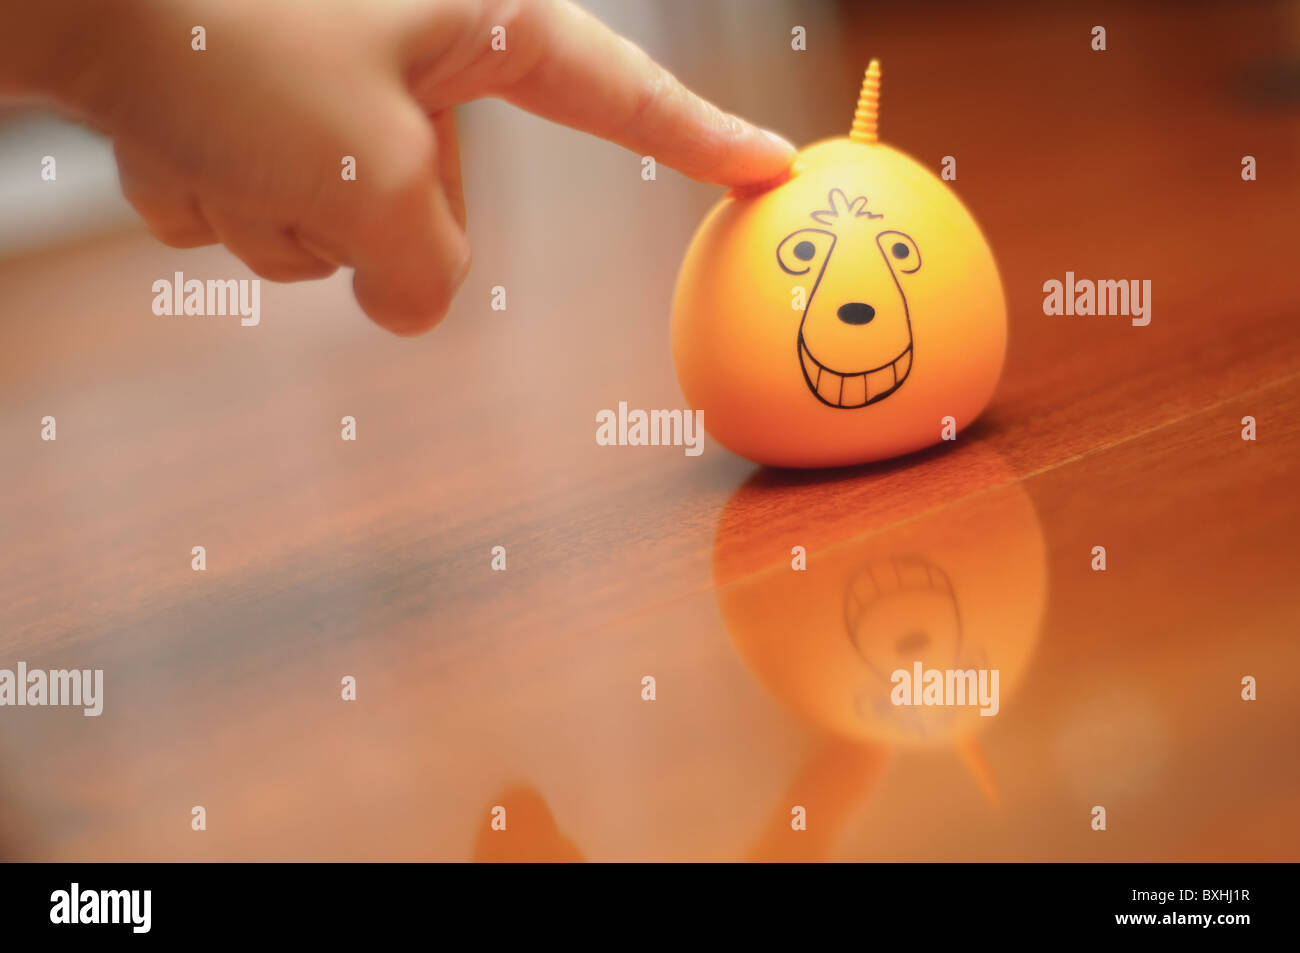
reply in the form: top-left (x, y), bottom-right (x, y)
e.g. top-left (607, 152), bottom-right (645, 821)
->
top-left (837, 302), bottom-right (876, 325)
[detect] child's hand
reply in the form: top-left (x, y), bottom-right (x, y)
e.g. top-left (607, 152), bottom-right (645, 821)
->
top-left (8, 0), bottom-right (795, 334)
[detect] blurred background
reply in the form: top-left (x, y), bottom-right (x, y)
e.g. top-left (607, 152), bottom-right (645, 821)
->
top-left (1, 0), bottom-right (1298, 861)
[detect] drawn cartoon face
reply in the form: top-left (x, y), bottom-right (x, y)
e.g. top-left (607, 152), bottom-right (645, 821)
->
top-left (670, 137), bottom-right (1006, 468)
top-left (777, 189), bottom-right (921, 408)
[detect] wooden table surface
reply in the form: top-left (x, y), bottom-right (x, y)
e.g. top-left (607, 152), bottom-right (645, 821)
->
top-left (1, 0), bottom-right (1297, 861)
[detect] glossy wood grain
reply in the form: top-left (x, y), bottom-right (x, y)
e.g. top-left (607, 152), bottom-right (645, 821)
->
top-left (0, 0), bottom-right (1297, 861)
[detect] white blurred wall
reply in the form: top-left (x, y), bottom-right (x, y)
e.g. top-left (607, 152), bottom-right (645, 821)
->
top-left (0, 112), bottom-right (135, 256)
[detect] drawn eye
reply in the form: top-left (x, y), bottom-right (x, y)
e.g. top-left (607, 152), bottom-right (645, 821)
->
top-left (877, 230), bottom-right (921, 274)
top-left (778, 228), bottom-right (836, 275)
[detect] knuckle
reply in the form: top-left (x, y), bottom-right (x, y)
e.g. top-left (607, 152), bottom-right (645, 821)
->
top-left (347, 123), bottom-right (439, 241)
top-left (371, 121), bottom-right (438, 203)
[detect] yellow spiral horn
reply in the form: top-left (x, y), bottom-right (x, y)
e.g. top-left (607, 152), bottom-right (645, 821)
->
top-left (849, 59), bottom-right (881, 145)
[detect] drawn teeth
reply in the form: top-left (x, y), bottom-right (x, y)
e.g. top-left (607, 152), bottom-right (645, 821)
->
top-left (846, 556), bottom-right (955, 615)
top-left (800, 338), bottom-right (912, 408)
top-left (817, 366), bottom-right (842, 403)
top-left (895, 348), bottom-right (911, 380)
top-left (866, 365), bottom-right (895, 400)
top-left (840, 373), bottom-right (867, 406)
top-left (801, 344), bottom-right (820, 383)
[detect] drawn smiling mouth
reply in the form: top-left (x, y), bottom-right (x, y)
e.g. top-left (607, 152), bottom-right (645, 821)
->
top-left (798, 334), bottom-right (913, 408)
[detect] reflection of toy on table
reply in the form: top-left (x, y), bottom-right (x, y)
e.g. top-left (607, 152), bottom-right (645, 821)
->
top-left (712, 446), bottom-right (1047, 859)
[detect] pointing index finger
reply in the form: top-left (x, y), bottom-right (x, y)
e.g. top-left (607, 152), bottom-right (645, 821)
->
top-left (487, 0), bottom-right (796, 187)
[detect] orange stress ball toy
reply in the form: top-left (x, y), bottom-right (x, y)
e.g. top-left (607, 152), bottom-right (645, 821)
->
top-left (672, 61), bottom-right (1006, 468)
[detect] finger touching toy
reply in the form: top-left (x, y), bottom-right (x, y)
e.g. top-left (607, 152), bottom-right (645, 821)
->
top-left (671, 61), bottom-right (1007, 468)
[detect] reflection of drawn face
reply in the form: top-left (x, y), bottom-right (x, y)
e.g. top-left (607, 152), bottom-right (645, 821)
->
top-left (777, 188), bottom-right (921, 409)
top-left (845, 556), bottom-right (963, 680)
top-left (712, 447), bottom-right (1046, 747)
top-left (842, 556), bottom-right (985, 736)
